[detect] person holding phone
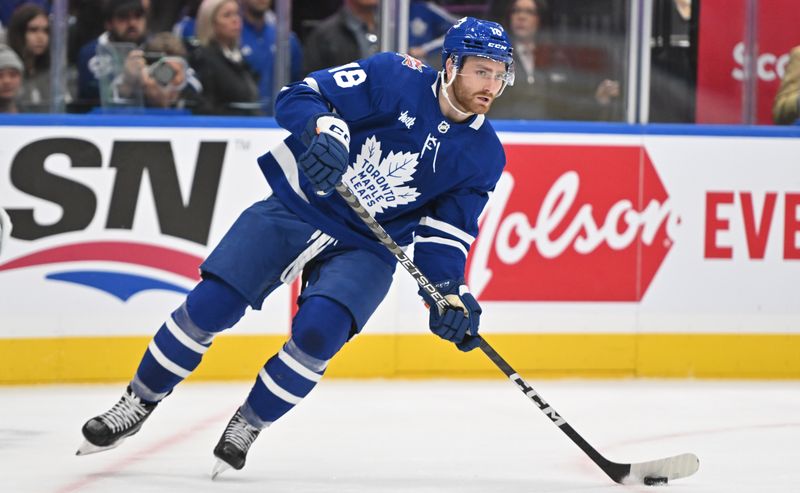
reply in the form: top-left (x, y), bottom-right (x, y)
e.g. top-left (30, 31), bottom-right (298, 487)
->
top-left (111, 32), bottom-right (202, 110)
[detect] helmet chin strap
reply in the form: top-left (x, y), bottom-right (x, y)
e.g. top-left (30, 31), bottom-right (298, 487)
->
top-left (439, 68), bottom-right (474, 119)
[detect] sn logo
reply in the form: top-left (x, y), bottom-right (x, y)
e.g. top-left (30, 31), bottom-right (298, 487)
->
top-left (4, 138), bottom-right (226, 245)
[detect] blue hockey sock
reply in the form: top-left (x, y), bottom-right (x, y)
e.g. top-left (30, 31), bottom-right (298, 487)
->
top-left (242, 296), bottom-right (352, 427)
top-left (131, 277), bottom-right (249, 402)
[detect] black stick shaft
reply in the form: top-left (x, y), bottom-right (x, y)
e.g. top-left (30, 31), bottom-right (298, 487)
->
top-left (335, 182), bottom-right (629, 483)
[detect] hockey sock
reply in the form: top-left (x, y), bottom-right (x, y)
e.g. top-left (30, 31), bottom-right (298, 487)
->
top-left (131, 277), bottom-right (249, 402)
top-left (241, 296), bottom-right (352, 428)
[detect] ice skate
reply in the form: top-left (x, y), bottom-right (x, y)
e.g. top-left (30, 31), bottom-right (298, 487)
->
top-left (211, 409), bottom-right (261, 479)
top-left (76, 386), bottom-right (157, 456)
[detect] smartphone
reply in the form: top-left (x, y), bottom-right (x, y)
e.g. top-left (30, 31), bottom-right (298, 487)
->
top-left (149, 59), bottom-right (178, 87)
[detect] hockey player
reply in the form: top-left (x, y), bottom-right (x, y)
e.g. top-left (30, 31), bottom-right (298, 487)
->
top-left (77, 16), bottom-right (515, 479)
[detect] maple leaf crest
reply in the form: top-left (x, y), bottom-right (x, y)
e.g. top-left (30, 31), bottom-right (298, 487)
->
top-left (342, 136), bottom-right (421, 216)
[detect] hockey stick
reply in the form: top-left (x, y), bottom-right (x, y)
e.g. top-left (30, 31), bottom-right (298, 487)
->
top-left (335, 182), bottom-right (699, 485)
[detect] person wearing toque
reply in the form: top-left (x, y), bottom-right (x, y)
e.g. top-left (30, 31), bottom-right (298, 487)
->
top-left (0, 44), bottom-right (23, 113)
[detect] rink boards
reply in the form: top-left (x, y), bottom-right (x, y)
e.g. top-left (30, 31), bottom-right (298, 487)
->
top-left (1, 116), bottom-right (799, 382)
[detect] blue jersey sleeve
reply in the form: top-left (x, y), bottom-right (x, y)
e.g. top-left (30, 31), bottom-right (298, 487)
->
top-left (413, 142), bottom-right (505, 283)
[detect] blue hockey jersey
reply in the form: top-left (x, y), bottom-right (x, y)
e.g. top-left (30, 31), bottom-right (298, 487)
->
top-left (258, 51), bottom-right (505, 283)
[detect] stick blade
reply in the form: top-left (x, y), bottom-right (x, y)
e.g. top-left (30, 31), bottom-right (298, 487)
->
top-left (625, 453), bottom-right (699, 484)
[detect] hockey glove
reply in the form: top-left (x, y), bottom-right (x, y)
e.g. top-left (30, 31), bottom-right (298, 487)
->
top-left (298, 113), bottom-right (350, 197)
top-left (420, 280), bottom-right (482, 352)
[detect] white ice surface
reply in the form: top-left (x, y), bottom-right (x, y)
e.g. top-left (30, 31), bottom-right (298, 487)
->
top-left (1, 379), bottom-right (799, 492)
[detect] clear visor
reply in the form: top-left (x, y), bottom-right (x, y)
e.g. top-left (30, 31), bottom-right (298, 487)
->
top-left (456, 54), bottom-right (515, 86)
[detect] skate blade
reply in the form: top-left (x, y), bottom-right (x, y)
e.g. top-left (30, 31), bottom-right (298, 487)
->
top-left (211, 459), bottom-right (232, 480)
top-left (75, 438), bottom-right (124, 456)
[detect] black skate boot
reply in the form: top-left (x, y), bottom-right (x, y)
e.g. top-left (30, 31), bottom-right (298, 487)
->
top-left (211, 409), bottom-right (261, 479)
top-left (76, 386), bottom-right (157, 456)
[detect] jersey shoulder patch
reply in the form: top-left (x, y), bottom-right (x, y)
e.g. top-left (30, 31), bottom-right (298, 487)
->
top-left (398, 53), bottom-right (425, 72)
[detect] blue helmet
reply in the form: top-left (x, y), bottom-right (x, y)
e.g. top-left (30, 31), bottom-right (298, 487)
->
top-left (441, 17), bottom-right (514, 82)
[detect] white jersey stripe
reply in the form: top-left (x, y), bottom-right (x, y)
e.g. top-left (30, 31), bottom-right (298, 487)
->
top-left (272, 141), bottom-right (309, 202)
top-left (414, 235), bottom-right (469, 257)
top-left (165, 318), bottom-right (209, 354)
top-left (280, 231), bottom-right (335, 284)
top-left (469, 114), bottom-right (485, 130)
top-left (303, 77), bottom-right (321, 94)
top-left (148, 340), bottom-right (191, 378)
top-left (419, 216), bottom-right (475, 244)
top-left (259, 368), bottom-right (304, 405)
top-left (278, 349), bottom-right (324, 382)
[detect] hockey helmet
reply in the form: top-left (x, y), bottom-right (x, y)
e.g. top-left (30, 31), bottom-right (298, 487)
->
top-left (441, 17), bottom-right (515, 85)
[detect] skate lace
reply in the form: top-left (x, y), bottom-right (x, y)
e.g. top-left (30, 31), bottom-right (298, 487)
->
top-left (224, 413), bottom-right (260, 452)
top-left (100, 391), bottom-right (149, 433)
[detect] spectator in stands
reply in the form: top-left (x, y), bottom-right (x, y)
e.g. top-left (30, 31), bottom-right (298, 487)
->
top-left (773, 45), bottom-right (800, 125)
top-left (77, 0), bottom-right (149, 106)
top-left (191, 0), bottom-right (260, 115)
top-left (68, 0), bottom-right (106, 66)
top-left (490, 0), bottom-right (620, 120)
top-left (303, 0), bottom-right (378, 74)
top-left (0, 44), bottom-right (23, 113)
top-left (648, 0), bottom-right (694, 122)
top-left (7, 3), bottom-right (64, 112)
top-left (0, 0), bottom-right (48, 26)
top-left (407, 1), bottom-right (457, 69)
top-left (240, 0), bottom-right (303, 115)
top-left (111, 32), bottom-right (202, 110)
top-left (146, 0), bottom-right (184, 34)
top-left (173, 0), bottom-right (203, 50)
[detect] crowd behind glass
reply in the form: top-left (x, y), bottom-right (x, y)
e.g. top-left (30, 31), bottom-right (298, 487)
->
top-left (0, 0), bottom-right (796, 124)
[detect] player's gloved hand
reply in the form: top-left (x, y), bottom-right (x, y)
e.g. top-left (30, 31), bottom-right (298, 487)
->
top-left (419, 280), bottom-right (482, 352)
top-left (298, 113), bottom-right (350, 197)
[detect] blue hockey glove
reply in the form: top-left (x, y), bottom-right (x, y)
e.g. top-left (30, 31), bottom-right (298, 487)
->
top-left (420, 280), bottom-right (482, 352)
top-left (298, 113), bottom-right (350, 197)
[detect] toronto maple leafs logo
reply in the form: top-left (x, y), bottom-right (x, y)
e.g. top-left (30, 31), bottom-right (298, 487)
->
top-left (342, 136), bottom-right (421, 216)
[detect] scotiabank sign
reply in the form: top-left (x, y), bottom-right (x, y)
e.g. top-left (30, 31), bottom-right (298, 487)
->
top-left (696, 0), bottom-right (800, 124)
top-left (468, 144), bottom-right (676, 302)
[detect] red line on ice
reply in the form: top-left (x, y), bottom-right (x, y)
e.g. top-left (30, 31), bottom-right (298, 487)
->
top-left (55, 407), bottom-right (235, 493)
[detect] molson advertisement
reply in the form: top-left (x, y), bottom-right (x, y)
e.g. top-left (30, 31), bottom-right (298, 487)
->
top-left (0, 123), bottom-right (798, 381)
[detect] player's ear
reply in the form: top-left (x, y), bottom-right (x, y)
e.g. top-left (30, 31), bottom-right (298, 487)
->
top-left (445, 57), bottom-right (455, 81)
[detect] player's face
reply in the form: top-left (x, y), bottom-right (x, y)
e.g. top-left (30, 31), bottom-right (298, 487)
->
top-left (451, 57), bottom-right (506, 114)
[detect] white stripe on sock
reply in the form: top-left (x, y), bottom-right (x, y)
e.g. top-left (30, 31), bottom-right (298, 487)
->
top-left (165, 318), bottom-right (209, 354)
top-left (278, 349), bottom-right (323, 382)
top-left (258, 368), bottom-right (303, 405)
top-left (148, 340), bottom-right (191, 378)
